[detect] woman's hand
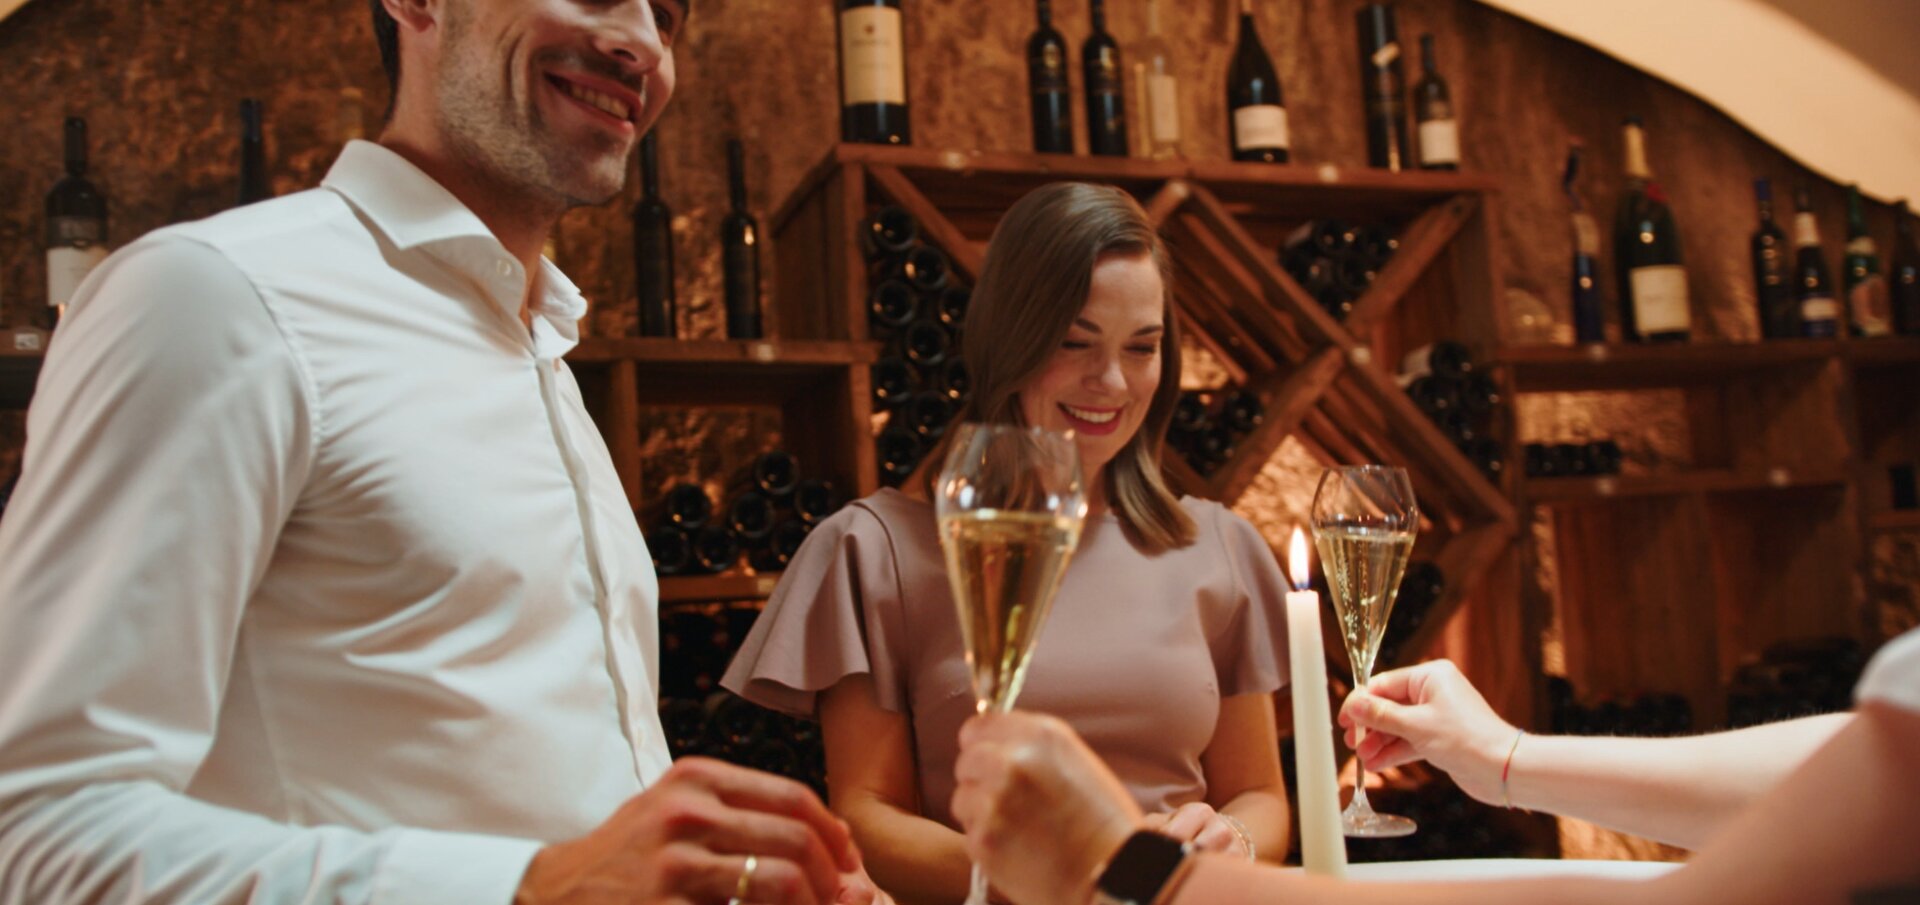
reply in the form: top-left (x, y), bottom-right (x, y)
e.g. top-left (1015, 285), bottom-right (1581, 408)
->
top-left (951, 712), bottom-right (1142, 905)
top-left (1141, 802), bottom-right (1250, 859)
top-left (1337, 659), bottom-right (1517, 806)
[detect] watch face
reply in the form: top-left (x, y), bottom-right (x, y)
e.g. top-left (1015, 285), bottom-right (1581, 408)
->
top-left (1098, 831), bottom-right (1189, 904)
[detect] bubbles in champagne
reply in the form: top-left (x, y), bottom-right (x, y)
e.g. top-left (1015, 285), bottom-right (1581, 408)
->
top-left (1314, 524), bottom-right (1415, 681)
top-left (939, 509), bottom-right (1082, 711)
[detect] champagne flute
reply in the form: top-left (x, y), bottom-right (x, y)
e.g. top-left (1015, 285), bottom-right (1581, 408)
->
top-left (935, 423), bottom-right (1088, 905)
top-left (1311, 464), bottom-right (1419, 838)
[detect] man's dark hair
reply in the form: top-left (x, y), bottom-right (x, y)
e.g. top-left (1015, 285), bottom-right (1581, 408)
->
top-left (371, 0), bottom-right (400, 93)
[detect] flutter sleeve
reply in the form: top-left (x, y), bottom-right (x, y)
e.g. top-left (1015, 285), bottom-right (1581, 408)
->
top-left (721, 501), bottom-right (912, 717)
top-left (1211, 505), bottom-right (1294, 696)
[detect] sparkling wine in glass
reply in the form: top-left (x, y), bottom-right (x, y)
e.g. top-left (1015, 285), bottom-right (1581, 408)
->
top-left (936, 423), bottom-right (1087, 905)
top-left (1312, 465), bottom-right (1419, 838)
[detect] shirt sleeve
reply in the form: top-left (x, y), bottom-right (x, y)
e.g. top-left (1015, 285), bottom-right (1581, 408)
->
top-left (1211, 505), bottom-right (1293, 696)
top-left (0, 235), bottom-right (540, 905)
top-left (721, 501), bottom-right (912, 717)
top-left (1855, 627), bottom-right (1920, 714)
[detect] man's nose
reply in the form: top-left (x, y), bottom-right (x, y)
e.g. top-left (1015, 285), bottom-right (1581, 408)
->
top-left (593, 2), bottom-right (668, 74)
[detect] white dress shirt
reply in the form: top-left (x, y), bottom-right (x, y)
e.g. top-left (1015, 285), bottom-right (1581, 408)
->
top-left (0, 141), bottom-right (672, 905)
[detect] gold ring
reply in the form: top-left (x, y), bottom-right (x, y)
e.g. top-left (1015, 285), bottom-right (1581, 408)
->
top-left (727, 853), bottom-right (758, 905)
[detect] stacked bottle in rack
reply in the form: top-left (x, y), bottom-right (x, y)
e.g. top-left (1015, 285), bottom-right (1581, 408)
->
top-left (1545, 677), bottom-right (1694, 737)
top-left (645, 451), bottom-right (842, 578)
top-left (1373, 561), bottom-right (1444, 670)
top-left (1725, 636), bottom-right (1866, 729)
top-left (1165, 388), bottom-right (1266, 477)
top-left (658, 605), bottom-right (827, 799)
top-left (1397, 341), bottom-right (1504, 481)
top-left (865, 206), bottom-right (973, 486)
top-left (1279, 220), bottom-right (1399, 322)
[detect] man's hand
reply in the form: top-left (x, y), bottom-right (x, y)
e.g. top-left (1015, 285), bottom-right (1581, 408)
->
top-left (515, 757), bottom-right (861, 905)
top-left (950, 712), bottom-right (1142, 905)
top-left (1337, 659), bottom-right (1516, 806)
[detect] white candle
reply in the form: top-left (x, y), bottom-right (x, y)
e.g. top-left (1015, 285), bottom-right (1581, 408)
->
top-left (1286, 527), bottom-right (1349, 877)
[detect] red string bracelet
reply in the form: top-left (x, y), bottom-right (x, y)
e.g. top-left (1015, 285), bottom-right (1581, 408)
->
top-left (1500, 729), bottom-right (1525, 809)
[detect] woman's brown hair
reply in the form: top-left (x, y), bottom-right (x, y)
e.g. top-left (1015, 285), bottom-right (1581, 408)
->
top-left (932, 181), bottom-right (1196, 553)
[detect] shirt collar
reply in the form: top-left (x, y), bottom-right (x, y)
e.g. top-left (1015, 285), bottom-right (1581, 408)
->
top-left (322, 140), bottom-right (586, 360)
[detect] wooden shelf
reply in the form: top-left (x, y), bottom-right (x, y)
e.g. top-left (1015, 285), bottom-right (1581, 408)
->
top-left (1495, 341), bottom-right (1841, 392)
top-left (1870, 510), bottom-right (1920, 531)
top-left (660, 571), bottom-right (785, 604)
top-left (567, 338), bottom-right (879, 408)
top-left (1, 349), bottom-right (44, 410)
top-left (1526, 468), bottom-right (1850, 505)
top-left (1841, 337), bottom-right (1920, 367)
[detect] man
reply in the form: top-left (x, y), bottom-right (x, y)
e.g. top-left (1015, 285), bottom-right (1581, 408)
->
top-left (0, 2), bottom-right (878, 903)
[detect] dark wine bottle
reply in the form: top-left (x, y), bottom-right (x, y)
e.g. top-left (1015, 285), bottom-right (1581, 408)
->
top-left (902, 390), bottom-right (955, 439)
top-left (877, 422), bottom-right (923, 485)
top-left (1463, 437), bottom-right (1504, 480)
top-left (1412, 34), bottom-right (1458, 171)
top-left (1750, 179), bottom-right (1797, 340)
top-left (933, 357), bottom-right (970, 404)
top-left (659, 698), bottom-right (708, 757)
top-left (649, 523), bottom-right (693, 577)
top-left (871, 355), bottom-right (918, 409)
top-left (895, 316), bottom-right (952, 369)
top-left (862, 206), bottom-right (919, 260)
top-left (1027, 0), bottom-right (1073, 154)
top-left (238, 99), bottom-right (271, 207)
top-left (633, 131), bottom-right (677, 338)
top-left (898, 244), bottom-right (950, 295)
top-left (1356, 5), bottom-right (1410, 172)
top-left (1082, 0), bottom-right (1128, 158)
top-left (1403, 375), bottom-right (1458, 419)
top-left (867, 278), bottom-right (918, 337)
top-left (1562, 144), bottom-right (1607, 344)
top-left (936, 285), bottom-right (970, 329)
top-left (1612, 118), bottom-right (1691, 343)
top-left (1196, 423), bottom-right (1238, 473)
top-left (1226, 0), bottom-right (1288, 164)
top-left (660, 609), bottom-right (727, 696)
top-left (44, 116), bottom-right (108, 330)
top-left (838, 0), bottom-right (910, 145)
top-left (791, 479), bottom-right (840, 524)
top-left (1895, 202), bottom-right (1920, 336)
top-left (692, 524), bottom-right (741, 575)
top-left (720, 139), bottom-right (762, 339)
top-left (660, 482), bottom-right (714, 529)
top-left (1220, 390), bottom-right (1265, 435)
top-left (1400, 341), bottom-right (1473, 380)
top-left (735, 450), bottom-right (799, 502)
top-left (1458, 372), bottom-right (1500, 418)
top-left (748, 517), bottom-right (813, 573)
top-left (725, 490), bottom-right (776, 544)
top-left (1792, 184), bottom-right (1841, 338)
top-left (1843, 184), bottom-right (1893, 337)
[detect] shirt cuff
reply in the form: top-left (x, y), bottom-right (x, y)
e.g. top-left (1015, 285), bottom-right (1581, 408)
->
top-left (372, 827), bottom-right (543, 905)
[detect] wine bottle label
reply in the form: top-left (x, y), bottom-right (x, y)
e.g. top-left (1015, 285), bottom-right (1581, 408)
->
top-left (1793, 212), bottom-right (1821, 248)
top-left (1628, 264), bottom-right (1691, 333)
top-left (1233, 104), bottom-right (1290, 151)
top-left (49, 215), bottom-right (106, 246)
top-left (1800, 293), bottom-right (1840, 323)
top-left (1849, 276), bottom-right (1894, 335)
top-left (47, 245), bottom-right (108, 309)
top-left (1418, 118), bottom-right (1460, 165)
top-left (840, 7), bottom-right (906, 106)
top-left (1033, 45), bottom-right (1068, 91)
top-left (1147, 72), bottom-right (1180, 144)
top-left (1370, 42), bottom-right (1401, 68)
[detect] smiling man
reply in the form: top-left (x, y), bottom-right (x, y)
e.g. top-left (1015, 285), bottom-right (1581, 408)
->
top-left (0, 2), bottom-right (877, 904)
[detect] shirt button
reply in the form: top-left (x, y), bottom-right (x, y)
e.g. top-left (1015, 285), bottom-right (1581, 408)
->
top-left (496, 258), bottom-right (513, 277)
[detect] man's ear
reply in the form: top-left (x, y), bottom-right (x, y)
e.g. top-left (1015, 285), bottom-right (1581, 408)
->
top-left (379, 0), bottom-right (439, 37)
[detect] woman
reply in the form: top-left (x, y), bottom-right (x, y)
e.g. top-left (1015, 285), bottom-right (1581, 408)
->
top-left (723, 183), bottom-right (1295, 903)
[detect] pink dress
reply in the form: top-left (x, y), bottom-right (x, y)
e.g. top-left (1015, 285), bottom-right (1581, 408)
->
top-left (722, 488), bottom-right (1293, 828)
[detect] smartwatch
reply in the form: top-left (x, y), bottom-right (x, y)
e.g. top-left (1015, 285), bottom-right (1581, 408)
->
top-left (1091, 830), bottom-right (1193, 905)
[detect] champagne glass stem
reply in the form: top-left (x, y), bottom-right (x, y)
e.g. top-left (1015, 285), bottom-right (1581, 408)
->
top-left (966, 865), bottom-right (990, 905)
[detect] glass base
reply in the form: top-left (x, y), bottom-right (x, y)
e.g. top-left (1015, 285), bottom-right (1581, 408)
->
top-left (1342, 802), bottom-right (1418, 838)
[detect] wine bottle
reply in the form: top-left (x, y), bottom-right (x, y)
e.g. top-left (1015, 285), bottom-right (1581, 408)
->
top-left (1226, 0), bottom-right (1288, 163)
top-left (1612, 118), bottom-right (1691, 343)
top-left (1843, 184), bottom-right (1893, 337)
top-left (1168, 392), bottom-right (1211, 456)
top-left (720, 139), bottom-right (762, 339)
top-left (660, 482), bottom-right (714, 529)
top-left (44, 116), bottom-right (108, 329)
top-left (1458, 372), bottom-right (1500, 418)
top-left (862, 206), bottom-right (919, 260)
top-left (1083, 0), bottom-right (1128, 158)
top-left (902, 390), bottom-right (954, 439)
top-left (1402, 375), bottom-right (1458, 420)
top-left (877, 422), bottom-right (923, 485)
top-left (867, 278), bottom-right (918, 337)
top-left (1027, 0), bottom-right (1073, 154)
top-left (1792, 184), bottom-right (1841, 338)
top-left (649, 523), bottom-right (693, 577)
top-left (1220, 390), bottom-right (1265, 436)
top-left (1400, 341), bottom-right (1472, 381)
top-left (1563, 144), bottom-right (1606, 343)
top-left (238, 99), bottom-right (271, 206)
top-left (633, 131), bottom-right (677, 338)
top-left (659, 697), bottom-right (709, 757)
top-left (661, 609), bottom-right (727, 696)
top-left (725, 490), bottom-right (776, 544)
top-left (1895, 202), bottom-right (1920, 336)
top-left (692, 524), bottom-right (741, 575)
top-left (1463, 437), bottom-right (1504, 480)
top-left (897, 244), bottom-right (950, 295)
top-left (933, 357), bottom-right (971, 404)
top-left (1137, 0), bottom-right (1180, 161)
top-left (735, 450), bottom-right (799, 502)
top-left (895, 316), bottom-right (951, 369)
top-left (838, 0), bottom-right (910, 145)
top-left (1412, 34), bottom-right (1458, 171)
top-left (1356, 4), bottom-right (1410, 172)
top-left (871, 355), bottom-right (918, 409)
top-left (791, 479), bottom-right (840, 524)
top-left (1750, 179), bottom-right (1797, 340)
top-left (936, 285), bottom-right (969, 329)
top-left (748, 517), bottom-right (813, 573)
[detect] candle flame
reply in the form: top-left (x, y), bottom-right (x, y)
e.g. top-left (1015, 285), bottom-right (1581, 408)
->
top-left (1289, 527), bottom-right (1310, 590)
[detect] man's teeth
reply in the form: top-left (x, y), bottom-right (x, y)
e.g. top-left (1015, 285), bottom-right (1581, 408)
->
top-left (561, 81), bottom-right (631, 121)
top-left (1062, 404), bottom-right (1118, 424)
